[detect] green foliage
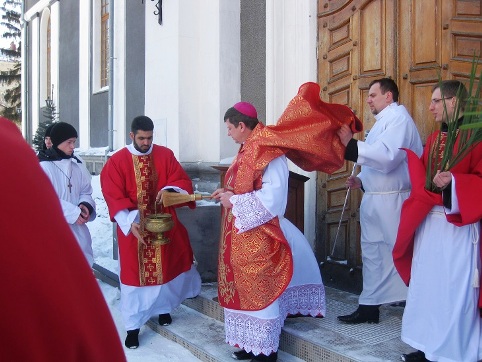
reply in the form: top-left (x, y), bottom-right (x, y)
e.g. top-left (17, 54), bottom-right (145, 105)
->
top-left (0, 0), bottom-right (21, 124)
top-left (33, 99), bottom-right (59, 152)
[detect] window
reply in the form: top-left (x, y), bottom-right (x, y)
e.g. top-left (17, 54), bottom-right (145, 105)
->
top-left (47, 18), bottom-right (51, 98)
top-left (100, 0), bottom-right (109, 88)
top-left (40, 8), bottom-right (51, 102)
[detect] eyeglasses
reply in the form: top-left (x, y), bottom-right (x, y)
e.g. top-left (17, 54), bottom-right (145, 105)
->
top-left (430, 97), bottom-right (453, 105)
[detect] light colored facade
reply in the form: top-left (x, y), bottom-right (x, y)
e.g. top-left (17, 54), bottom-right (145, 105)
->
top-left (21, 0), bottom-right (319, 249)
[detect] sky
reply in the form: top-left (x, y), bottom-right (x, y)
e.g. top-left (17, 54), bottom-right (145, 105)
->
top-left (89, 174), bottom-right (202, 362)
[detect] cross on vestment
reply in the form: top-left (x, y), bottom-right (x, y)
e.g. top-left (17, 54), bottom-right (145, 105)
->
top-left (68, 181), bottom-right (72, 193)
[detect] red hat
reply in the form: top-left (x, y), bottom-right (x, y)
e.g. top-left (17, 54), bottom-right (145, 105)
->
top-left (234, 102), bottom-right (257, 119)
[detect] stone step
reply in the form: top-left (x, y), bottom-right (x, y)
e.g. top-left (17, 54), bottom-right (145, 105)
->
top-left (147, 304), bottom-right (305, 362)
top-left (179, 283), bottom-right (415, 362)
top-left (93, 263), bottom-right (415, 361)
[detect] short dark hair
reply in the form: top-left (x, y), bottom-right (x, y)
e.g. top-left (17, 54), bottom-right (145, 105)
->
top-left (224, 107), bottom-right (259, 130)
top-left (433, 80), bottom-right (468, 111)
top-left (131, 116), bottom-right (154, 134)
top-left (369, 78), bottom-right (399, 102)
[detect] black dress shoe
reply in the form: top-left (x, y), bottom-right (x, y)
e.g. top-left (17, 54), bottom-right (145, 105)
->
top-left (337, 305), bottom-right (380, 324)
top-left (231, 349), bottom-right (255, 360)
top-left (125, 328), bottom-right (140, 349)
top-left (252, 351), bottom-right (278, 362)
top-left (401, 350), bottom-right (428, 362)
top-left (158, 313), bottom-right (172, 326)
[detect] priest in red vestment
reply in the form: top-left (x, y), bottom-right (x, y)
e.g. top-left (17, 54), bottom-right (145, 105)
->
top-left (0, 117), bottom-right (126, 361)
top-left (100, 116), bottom-right (201, 349)
top-left (212, 82), bottom-right (362, 362)
top-left (393, 80), bottom-right (482, 362)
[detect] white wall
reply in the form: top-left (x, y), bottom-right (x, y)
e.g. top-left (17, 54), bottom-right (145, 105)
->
top-left (144, 0), bottom-right (240, 162)
top-left (30, 16), bottom-right (40, 133)
top-left (266, 0), bottom-right (318, 246)
top-left (112, 0), bottom-right (126, 150)
top-left (78, 0), bottom-right (90, 149)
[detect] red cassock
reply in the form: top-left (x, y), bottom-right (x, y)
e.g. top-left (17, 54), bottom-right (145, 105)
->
top-left (393, 132), bottom-right (482, 309)
top-left (0, 117), bottom-right (126, 361)
top-left (100, 146), bottom-right (195, 287)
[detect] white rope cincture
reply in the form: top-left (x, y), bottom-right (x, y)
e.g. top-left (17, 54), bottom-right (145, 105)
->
top-left (364, 189), bottom-right (411, 195)
top-left (472, 225), bottom-right (479, 288)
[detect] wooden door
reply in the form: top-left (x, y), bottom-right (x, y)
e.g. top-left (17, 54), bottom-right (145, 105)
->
top-left (317, 0), bottom-right (398, 269)
top-left (399, 0), bottom-right (482, 142)
top-left (316, 0), bottom-right (481, 274)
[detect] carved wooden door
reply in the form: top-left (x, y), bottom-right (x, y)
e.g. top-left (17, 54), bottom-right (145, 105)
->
top-left (399, 0), bottom-right (482, 142)
top-left (316, 0), bottom-right (481, 272)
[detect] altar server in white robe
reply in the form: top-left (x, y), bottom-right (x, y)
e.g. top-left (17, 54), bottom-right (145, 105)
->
top-left (337, 78), bottom-right (423, 324)
top-left (38, 122), bottom-right (96, 266)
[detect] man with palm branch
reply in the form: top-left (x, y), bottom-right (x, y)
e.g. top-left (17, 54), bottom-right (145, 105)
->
top-left (394, 80), bottom-right (482, 362)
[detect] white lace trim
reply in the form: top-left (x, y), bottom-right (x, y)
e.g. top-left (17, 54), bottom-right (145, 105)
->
top-left (224, 310), bottom-right (282, 356)
top-left (280, 284), bottom-right (326, 317)
top-left (224, 284), bottom-right (326, 355)
top-left (230, 191), bottom-right (274, 233)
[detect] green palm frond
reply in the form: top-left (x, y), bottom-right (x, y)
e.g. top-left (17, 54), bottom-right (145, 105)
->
top-left (426, 55), bottom-right (482, 191)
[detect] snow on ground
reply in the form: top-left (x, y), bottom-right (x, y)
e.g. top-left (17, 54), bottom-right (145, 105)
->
top-left (89, 175), bottom-right (201, 362)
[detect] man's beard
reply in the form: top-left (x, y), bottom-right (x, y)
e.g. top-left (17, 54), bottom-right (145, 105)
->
top-left (134, 143), bottom-right (150, 153)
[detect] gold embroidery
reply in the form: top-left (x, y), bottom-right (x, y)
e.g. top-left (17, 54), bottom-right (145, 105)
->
top-left (231, 219), bottom-right (292, 310)
top-left (218, 209), bottom-right (235, 304)
top-left (132, 154), bottom-right (163, 286)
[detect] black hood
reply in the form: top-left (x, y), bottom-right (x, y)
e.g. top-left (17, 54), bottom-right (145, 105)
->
top-left (38, 147), bottom-right (82, 164)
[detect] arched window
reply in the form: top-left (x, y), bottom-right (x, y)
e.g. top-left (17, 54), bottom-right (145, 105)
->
top-left (93, 0), bottom-right (109, 91)
top-left (47, 18), bottom-right (51, 98)
top-left (39, 8), bottom-right (51, 101)
top-left (100, 0), bottom-right (109, 88)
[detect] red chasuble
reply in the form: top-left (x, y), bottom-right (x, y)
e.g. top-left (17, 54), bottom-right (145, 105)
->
top-left (1, 118), bottom-right (126, 361)
top-left (101, 145), bottom-right (195, 287)
top-left (218, 82), bottom-right (362, 311)
top-left (393, 132), bottom-right (482, 309)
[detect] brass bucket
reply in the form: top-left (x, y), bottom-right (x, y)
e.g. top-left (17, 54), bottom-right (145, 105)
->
top-left (145, 213), bottom-right (174, 245)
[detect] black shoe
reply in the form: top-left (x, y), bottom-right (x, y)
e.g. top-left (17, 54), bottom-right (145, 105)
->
top-left (158, 313), bottom-right (172, 326)
top-left (231, 349), bottom-right (255, 360)
top-left (401, 350), bottom-right (428, 362)
top-left (337, 305), bottom-right (380, 324)
top-left (252, 351), bottom-right (278, 362)
top-left (125, 329), bottom-right (140, 349)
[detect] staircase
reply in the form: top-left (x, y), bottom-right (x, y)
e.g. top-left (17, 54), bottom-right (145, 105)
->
top-left (145, 283), bottom-right (416, 362)
top-left (93, 264), bottom-right (415, 361)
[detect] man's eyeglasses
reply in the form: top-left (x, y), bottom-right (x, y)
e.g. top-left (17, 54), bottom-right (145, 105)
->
top-left (430, 97), bottom-right (453, 105)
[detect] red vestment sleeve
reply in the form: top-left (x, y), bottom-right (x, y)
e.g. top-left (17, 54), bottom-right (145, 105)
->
top-left (100, 148), bottom-right (139, 220)
top-left (244, 82), bottom-right (363, 177)
top-left (446, 143), bottom-right (482, 226)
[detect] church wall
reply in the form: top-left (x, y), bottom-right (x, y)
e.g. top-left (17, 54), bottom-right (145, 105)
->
top-left (240, 1), bottom-right (266, 124)
top-left (265, 0), bottom-right (318, 246)
top-left (24, 0), bottom-right (36, 13)
top-left (22, 1), bottom-right (320, 280)
top-left (125, 1), bottom-right (145, 143)
top-left (58, 0), bottom-right (80, 132)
